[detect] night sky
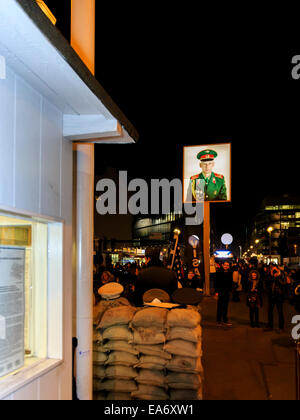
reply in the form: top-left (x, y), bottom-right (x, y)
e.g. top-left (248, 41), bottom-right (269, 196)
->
top-left (44, 1), bottom-right (300, 247)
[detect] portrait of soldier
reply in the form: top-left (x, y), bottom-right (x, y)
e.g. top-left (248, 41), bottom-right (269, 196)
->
top-left (186, 149), bottom-right (228, 202)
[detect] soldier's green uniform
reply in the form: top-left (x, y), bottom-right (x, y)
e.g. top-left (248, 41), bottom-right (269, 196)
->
top-left (188, 172), bottom-right (227, 201)
top-left (186, 149), bottom-right (228, 202)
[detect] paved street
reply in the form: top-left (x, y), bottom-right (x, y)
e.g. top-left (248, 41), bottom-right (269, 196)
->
top-left (202, 294), bottom-right (298, 400)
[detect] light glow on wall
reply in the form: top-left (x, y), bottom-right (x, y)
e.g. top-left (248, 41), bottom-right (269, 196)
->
top-left (36, 1), bottom-right (57, 25)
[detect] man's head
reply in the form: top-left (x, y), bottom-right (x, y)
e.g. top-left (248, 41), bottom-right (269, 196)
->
top-left (197, 149), bottom-right (218, 178)
top-left (145, 247), bottom-right (161, 265)
top-left (200, 160), bottom-right (215, 177)
top-left (223, 261), bottom-right (230, 271)
top-left (250, 270), bottom-right (260, 282)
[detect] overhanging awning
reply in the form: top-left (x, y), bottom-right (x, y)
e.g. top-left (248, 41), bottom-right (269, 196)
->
top-left (0, 0), bottom-right (139, 143)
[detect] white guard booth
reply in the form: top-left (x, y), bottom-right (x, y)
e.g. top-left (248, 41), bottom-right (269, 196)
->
top-left (0, 0), bottom-right (138, 400)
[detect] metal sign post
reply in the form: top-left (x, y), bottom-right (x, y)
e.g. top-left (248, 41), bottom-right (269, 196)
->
top-left (203, 201), bottom-right (211, 296)
top-left (296, 340), bottom-right (300, 400)
top-left (168, 230), bottom-right (180, 270)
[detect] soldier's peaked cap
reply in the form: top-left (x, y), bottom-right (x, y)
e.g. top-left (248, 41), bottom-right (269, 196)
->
top-left (197, 149), bottom-right (218, 161)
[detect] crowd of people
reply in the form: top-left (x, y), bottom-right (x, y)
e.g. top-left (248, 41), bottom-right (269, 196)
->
top-left (213, 259), bottom-right (300, 331)
top-left (93, 251), bottom-right (300, 332)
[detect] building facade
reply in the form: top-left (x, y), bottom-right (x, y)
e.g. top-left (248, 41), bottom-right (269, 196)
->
top-left (249, 194), bottom-right (300, 263)
top-left (133, 213), bottom-right (183, 242)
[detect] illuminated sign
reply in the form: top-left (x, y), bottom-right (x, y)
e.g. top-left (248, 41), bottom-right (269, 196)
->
top-left (214, 250), bottom-right (233, 259)
top-left (183, 143), bottom-right (231, 203)
top-left (188, 236), bottom-right (201, 277)
top-left (188, 235), bottom-right (200, 248)
top-left (221, 233), bottom-right (233, 245)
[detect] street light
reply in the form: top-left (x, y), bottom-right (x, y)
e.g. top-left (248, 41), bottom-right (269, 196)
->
top-left (267, 226), bottom-right (274, 255)
top-left (238, 245), bottom-right (242, 259)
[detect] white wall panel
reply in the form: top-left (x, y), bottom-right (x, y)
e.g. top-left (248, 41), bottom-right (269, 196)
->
top-left (40, 99), bottom-right (62, 217)
top-left (0, 68), bottom-right (14, 207)
top-left (39, 368), bottom-right (60, 401)
top-left (12, 380), bottom-right (38, 401)
top-left (0, 65), bottom-right (73, 400)
top-left (14, 76), bottom-right (41, 213)
top-left (60, 137), bottom-right (73, 224)
top-left (61, 139), bottom-right (73, 400)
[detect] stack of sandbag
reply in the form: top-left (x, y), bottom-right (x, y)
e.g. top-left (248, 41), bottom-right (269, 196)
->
top-left (164, 308), bottom-right (203, 400)
top-left (93, 296), bottom-right (131, 326)
top-left (93, 305), bottom-right (138, 400)
top-left (93, 326), bottom-right (107, 400)
top-left (92, 303), bottom-right (204, 401)
top-left (130, 307), bottom-right (169, 400)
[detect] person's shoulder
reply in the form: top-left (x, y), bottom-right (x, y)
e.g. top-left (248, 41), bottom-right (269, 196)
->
top-left (190, 173), bottom-right (200, 180)
top-left (153, 265), bottom-right (177, 277)
top-left (213, 172), bottom-right (225, 180)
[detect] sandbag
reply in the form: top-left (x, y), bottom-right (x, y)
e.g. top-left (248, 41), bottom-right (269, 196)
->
top-left (167, 308), bottom-right (201, 328)
top-left (95, 379), bottom-right (138, 393)
top-left (134, 355), bottom-right (167, 371)
top-left (131, 384), bottom-right (169, 400)
top-left (105, 351), bottom-right (139, 367)
top-left (134, 344), bottom-right (172, 360)
top-left (131, 307), bottom-right (168, 329)
top-left (99, 306), bottom-right (136, 330)
top-left (93, 379), bottom-right (105, 392)
top-left (104, 340), bottom-right (138, 355)
top-left (164, 340), bottom-right (202, 358)
top-left (166, 356), bottom-right (203, 374)
top-left (93, 391), bottom-right (107, 400)
top-left (93, 351), bottom-right (108, 365)
top-left (166, 372), bottom-right (201, 390)
top-left (166, 325), bottom-right (202, 343)
top-left (106, 392), bottom-right (132, 400)
top-left (135, 369), bottom-right (168, 389)
top-left (105, 365), bottom-right (138, 380)
top-left (93, 365), bottom-right (106, 379)
top-left (169, 389), bottom-right (203, 400)
top-left (93, 328), bottom-right (102, 343)
top-left (103, 325), bottom-right (133, 342)
top-left (131, 327), bottom-right (166, 345)
top-left (93, 342), bottom-right (107, 353)
top-left (93, 297), bottom-right (131, 325)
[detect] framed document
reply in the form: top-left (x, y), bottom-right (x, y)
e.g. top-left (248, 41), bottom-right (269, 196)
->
top-left (0, 247), bottom-right (25, 378)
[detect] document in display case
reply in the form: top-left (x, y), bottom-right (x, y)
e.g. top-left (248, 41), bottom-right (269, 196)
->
top-left (0, 247), bottom-right (25, 378)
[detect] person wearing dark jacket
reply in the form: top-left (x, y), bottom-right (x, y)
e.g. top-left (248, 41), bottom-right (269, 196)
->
top-left (246, 270), bottom-right (263, 328)
top-left (133, 247), bottom-right (178, 306)
top-left (215, 261), bottom-right (233, 326)
top-left (264, 266), bottom-right (287, 332)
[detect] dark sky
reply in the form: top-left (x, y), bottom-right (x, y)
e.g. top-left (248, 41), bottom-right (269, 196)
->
top-left (44, 1), bottom-right (300, 246)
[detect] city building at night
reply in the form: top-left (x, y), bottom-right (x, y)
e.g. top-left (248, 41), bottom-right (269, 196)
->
top-left (133, 213), bottom-right (183, 242)
top-left (248, 194), bottom-right (300, 265)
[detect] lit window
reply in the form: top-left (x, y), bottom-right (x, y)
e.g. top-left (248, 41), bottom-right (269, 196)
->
top-left (0, 212), bottom-right (63, 382)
